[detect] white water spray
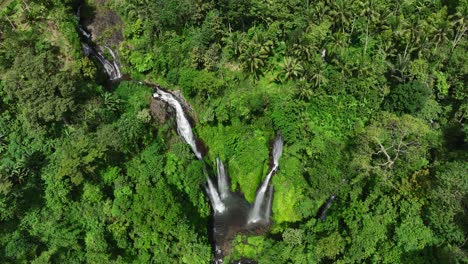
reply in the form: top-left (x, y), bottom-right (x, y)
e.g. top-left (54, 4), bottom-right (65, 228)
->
top-left (206, 177), bottom-right (226, 214)
top-left (216, 157), bottom-right (230, 200)
top-left (105, 46), bottom-right (122, 79)
top-left (248, 135), bottom-right (283, 224)
top-left (153, 89), bottom-right (203, 159)
top-left (264, 185), bottom-right (274, 220)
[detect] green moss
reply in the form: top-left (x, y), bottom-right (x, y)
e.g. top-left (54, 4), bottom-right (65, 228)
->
top-left (262, 145), bottom-right (306, 225)
top-left (197, 123), bottom-right (271, 202)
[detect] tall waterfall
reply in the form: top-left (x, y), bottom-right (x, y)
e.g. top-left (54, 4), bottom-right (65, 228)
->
top-left (206, 177), bottom-right (226, 214)
top-left (248, 135), bottom-right (284, 224)
top-left (264, 185), bottom-right (274, 220)
top-left (153, 89), bottom-right (203, 160)
top-left (216, 158), bottom-right (229, 200)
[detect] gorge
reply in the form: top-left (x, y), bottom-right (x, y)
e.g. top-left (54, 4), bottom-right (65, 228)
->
top-left (77, 9), bottom-right (284, 262)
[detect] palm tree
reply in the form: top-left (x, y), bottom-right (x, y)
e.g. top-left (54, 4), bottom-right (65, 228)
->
top-left (429, 15), bottom-right (453, 52)
top-left (121, 1), bottom-right (139, 20)
top-left (306, 1), bottom-right (330, 23)
top-left (278, 57), bottom-right (303, 82)
top-left (386, 52), bottom-right (411, 83)
top-left (329, 0), bottom-right (355, 33)
top-left (239, 43), bottom-right (268, 80)
top-left (296, 79), bottom-right (313, 101)
top-left (223, 31), bottom-right (245, 59)
top-left (304, 61), bottom-right (329, 89)
top-left (252, 31), bottom-right (274, 55)
top-left (358, 0), bottom-right (381, 56)
top-left (450, 11), bottom-right (466, 51)
top-left (238, 31), bottom-right (273, 80)
top-left (291, 40), bottom-right (315, 62)
top-left (102, 92), bottom-right (121, 112)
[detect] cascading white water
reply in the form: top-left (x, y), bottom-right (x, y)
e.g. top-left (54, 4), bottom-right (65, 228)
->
top-left (216, 157), bottom-right (229, 200)
top-left (105, 46), bottom-right (122, 79)
top-left (206, 177), bottom-right (226, 214)
top-left (272, 135), bottom-right (284, 168)
top-left (248, 166), bottom-right (277, 223)
top-left (264, 185), bottom-right (274, 220)
top-left (319, 194), bottom-right (337, 220)
top-left (248, 135), bottom-right (284, 224)
top-left (82, 43), bottom-right (92, 56)
top-left (152, 89), bottom-right (229, 214)
top-left (94, 48), bottom-right (121, 80)
top-left (153, 89), bottom-right (203, 159)
top-left (77, 5), bottom-right (122, 80)
top-left (79, 26), bottom-right (91, 39)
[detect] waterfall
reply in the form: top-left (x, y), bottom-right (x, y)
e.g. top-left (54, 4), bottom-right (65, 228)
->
top-left (248, 135), bottom-right (284, 224)
top-left (76, 5), bottom-right (122, 80)
top-left (82, 43), bottom-right (92, 56)
top-left (272, 135), bottom-right (284, 168)
top-left (105, 46), bottom-right (122, 79)
top-left (216, 157), bottom-right (229, 200)
top-left (248, 166), bottom-right (277, 223)
top-left (153, 89), bottom-right (203, 159)
top-left (93, 47), bottom-right (121, 80)
top-left (206, 177), bottom-right (226, 214)
top-left (318, 194), bottom-right (336, 220)
top-left (79, 26), bottom-right (91, 39)
top-left (264, 185), bottom-right (273, 220)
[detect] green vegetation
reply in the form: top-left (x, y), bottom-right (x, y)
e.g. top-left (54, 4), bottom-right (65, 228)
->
top-left (1, 0), bottom-right (467, 263)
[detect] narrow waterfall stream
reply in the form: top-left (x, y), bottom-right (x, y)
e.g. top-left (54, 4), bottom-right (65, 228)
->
top-left (77, 5), bottom-right (122, 81)
top-left (207, 177), bottom-right (227, 214)
top-left (152, 89), bottom-right (203, 159)
top-left (216, 158), bottom-right (230, 200)
top-left (264, 186), bottom-right (274, 220)
top-left (249, 135), bottom-right (283, 224)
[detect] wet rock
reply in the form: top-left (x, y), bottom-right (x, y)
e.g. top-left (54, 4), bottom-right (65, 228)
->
top-left (81, 0), bottom-right (123, 47)
top-left (149, 99), bottom-right (170, 124)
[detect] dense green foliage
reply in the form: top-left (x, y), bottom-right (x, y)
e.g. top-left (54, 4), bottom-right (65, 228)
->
top-left (1, 0), bottom-right (467, 263)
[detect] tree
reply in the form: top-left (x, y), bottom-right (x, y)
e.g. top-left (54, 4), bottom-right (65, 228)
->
top-left (223, 31), bottom-right (245, 60)
top-left (278, 57), bottom-right (303, 82)
top-left (3, 46), bottom-right (78, 129)
top-left (350, 112), bottom-right (435, 184)
top-left (383, 81), bottom-right (432, 115)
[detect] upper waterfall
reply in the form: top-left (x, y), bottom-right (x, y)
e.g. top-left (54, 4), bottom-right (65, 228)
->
top-left (77, 5), bottom-right (122, 81)
top-left (153, 89), bottom-right (203, 159)
top-left (272, 134), bottom-right (283, 168)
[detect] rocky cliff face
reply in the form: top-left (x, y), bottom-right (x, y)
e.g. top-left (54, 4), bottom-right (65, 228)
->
top-left (79, 0), bottom-right (123, 48)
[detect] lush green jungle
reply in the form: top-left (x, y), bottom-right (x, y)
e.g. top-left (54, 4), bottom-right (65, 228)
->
top-left (0, 0), bottom-right (467, 263)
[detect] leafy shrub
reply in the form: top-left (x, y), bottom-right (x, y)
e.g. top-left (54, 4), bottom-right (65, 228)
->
top-left (383, 81), bottom-right (431, 114)
top-left (179, 68), bottom-right (225, 98)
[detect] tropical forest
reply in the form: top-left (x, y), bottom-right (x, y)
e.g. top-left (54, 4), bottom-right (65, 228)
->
top-left (0, 0), bottom-right (467, 263)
